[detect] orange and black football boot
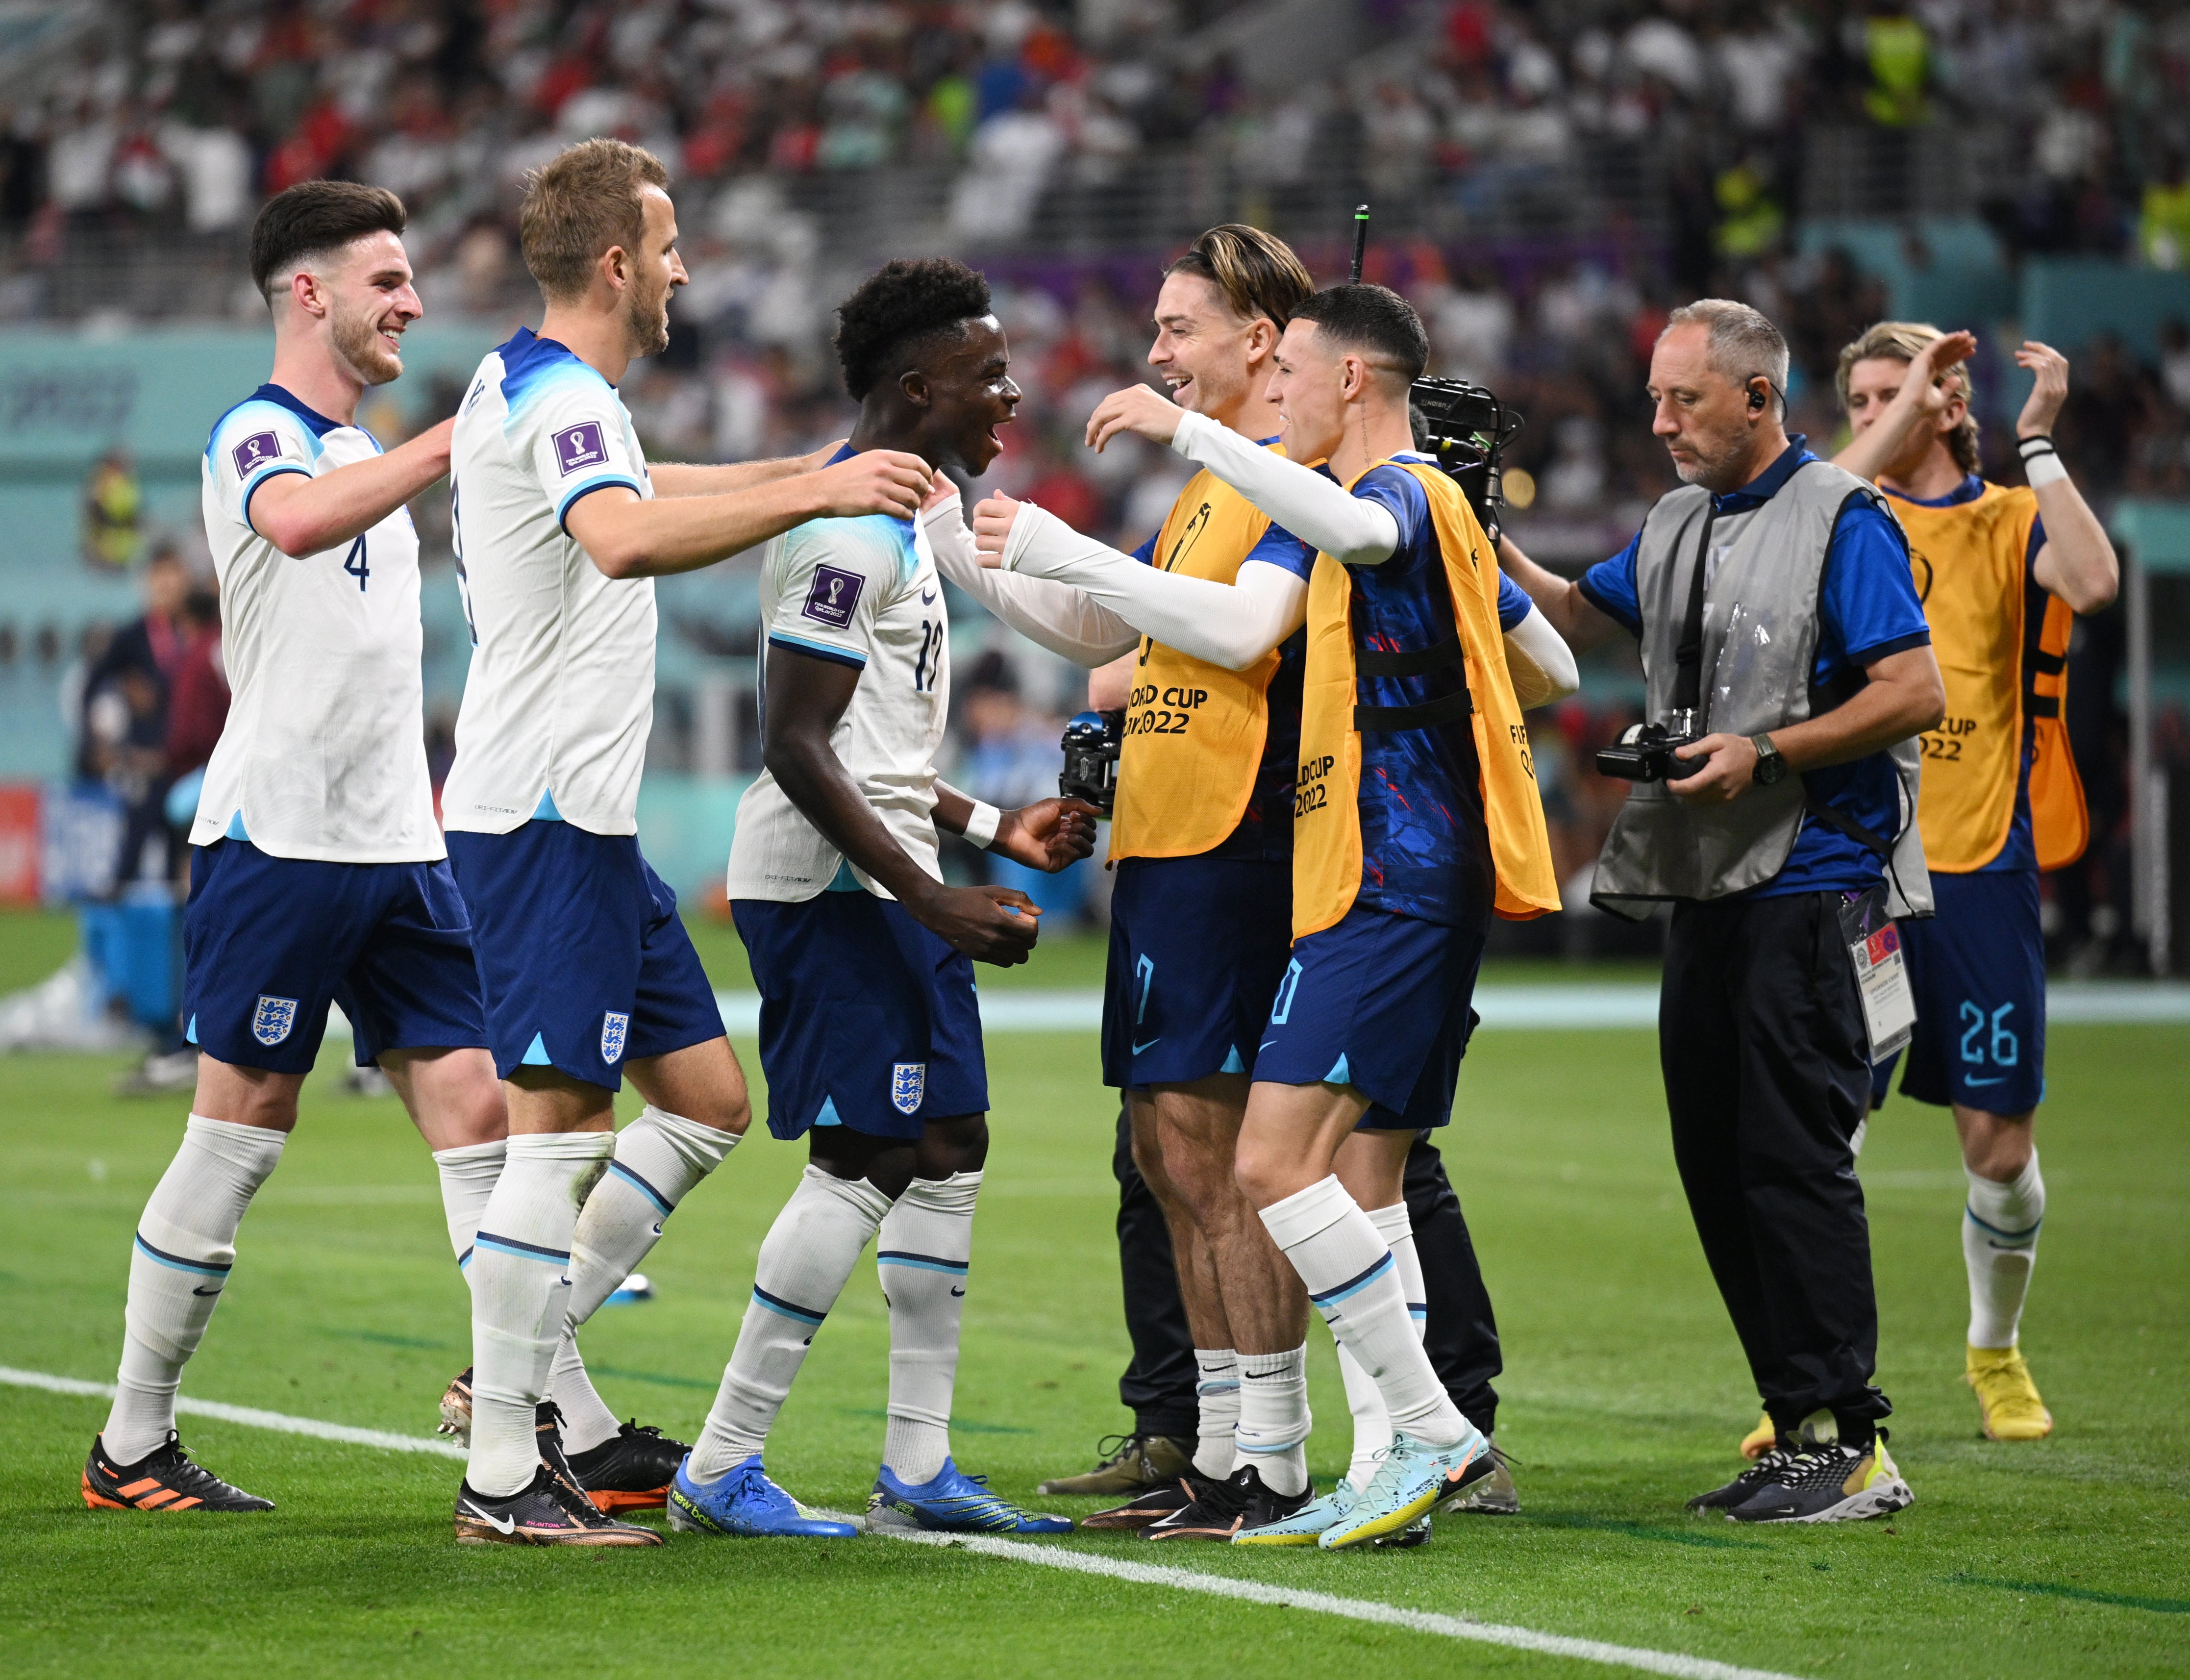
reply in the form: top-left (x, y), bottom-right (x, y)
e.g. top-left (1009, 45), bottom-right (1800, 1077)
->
top-left (83, 1432), bottom-right (274, 1512)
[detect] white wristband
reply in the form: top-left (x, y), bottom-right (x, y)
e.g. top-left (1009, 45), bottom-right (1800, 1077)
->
top-left (962, 802), bottom-right (1002, 850)
top-left (2025, 451), bottom-right (2068, 488)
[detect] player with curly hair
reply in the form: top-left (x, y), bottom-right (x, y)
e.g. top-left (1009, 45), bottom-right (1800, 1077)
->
top-left (667, 258), bottom-right (1099, 1541)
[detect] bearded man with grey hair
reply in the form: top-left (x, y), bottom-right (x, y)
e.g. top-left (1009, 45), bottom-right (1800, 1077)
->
top-left (1499, 299), bottom-right (1947, 1524)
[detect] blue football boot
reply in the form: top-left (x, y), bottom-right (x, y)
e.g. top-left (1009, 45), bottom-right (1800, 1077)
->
top-left (666, 1453), bottom-right (857, 1539)
top-left (867, 1458), bottom-right (1074, 1535)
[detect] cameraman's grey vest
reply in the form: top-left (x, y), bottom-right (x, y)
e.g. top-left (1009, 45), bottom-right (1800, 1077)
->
top-left (1592, 459), bottom-right (1932, 920)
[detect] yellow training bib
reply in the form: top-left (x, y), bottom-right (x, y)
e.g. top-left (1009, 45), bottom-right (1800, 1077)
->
top-left (1292, 462), bottom-right (1560, 938)
top-left (1894, 483), bottom-right (2088, 872)
top-left (1109, 457), bottom-right (1289, 861)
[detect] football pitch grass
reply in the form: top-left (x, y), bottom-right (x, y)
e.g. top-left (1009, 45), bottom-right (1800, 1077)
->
top-left (0, 919), bottom-right (2184, 1678)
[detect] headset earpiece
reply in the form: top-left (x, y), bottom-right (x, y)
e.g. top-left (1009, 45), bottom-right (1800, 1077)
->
top-left (1748, 383), bottom-right (1767, 411)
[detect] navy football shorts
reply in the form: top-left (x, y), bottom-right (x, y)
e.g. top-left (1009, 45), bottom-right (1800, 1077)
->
top-left (181, 838), bottom-right (486, 1074)
top-left (1873, 868), bottom-right (2046, 1115)
top-left (733, 890), bottom-right (989, 1141)
top-left (1253, 903), bottom-right (1487, 1130)
top-left (1101, 853), bottom-right (1295, 1090)
top-left (446, 821), bottom-right (723, 1090)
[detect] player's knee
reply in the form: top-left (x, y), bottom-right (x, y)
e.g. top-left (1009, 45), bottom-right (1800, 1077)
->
top-left (917, 1113), bottom-right (988, 1179)
top-left (1232, 1133), bottom-right (1293, 1211)
top-left (810, 1128), bottom-right (917, 1200)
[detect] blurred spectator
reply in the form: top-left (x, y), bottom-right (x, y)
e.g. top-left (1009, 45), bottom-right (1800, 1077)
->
top-left (82, 448), bottom-right (143, 572)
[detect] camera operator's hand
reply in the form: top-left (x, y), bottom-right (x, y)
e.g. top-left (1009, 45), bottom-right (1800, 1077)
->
top-left (911, 883), bottom-right (1043, 966)
top-left (1086, 383), bottom-right (1184, 453)
top-left (970, 492), bottom-right (1022, 568)
top-left (994, 797), bottom-right (1102, 873)
top-left (1666, 732), bottom-right (1759, 803)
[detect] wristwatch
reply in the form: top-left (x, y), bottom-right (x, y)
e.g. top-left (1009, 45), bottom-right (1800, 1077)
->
top-left (1750, 733), bottom-right (1787, 786)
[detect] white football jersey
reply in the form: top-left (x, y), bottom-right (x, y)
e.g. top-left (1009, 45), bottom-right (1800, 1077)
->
top-left (193, 385), bottom-right (441, 863)
top-left (725, 466), bottom-right (950, 903)
top-left (441, 328), bottom-right (658, 836)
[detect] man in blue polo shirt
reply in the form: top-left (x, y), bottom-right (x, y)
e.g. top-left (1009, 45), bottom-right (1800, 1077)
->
top-left (1500, 300), bottom-right (1946, 1526)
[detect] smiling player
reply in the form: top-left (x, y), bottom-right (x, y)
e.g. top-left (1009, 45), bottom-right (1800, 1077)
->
top-left (439, 140), bottom-right (936, 1546)
top-left (84, 181), bottom-right (510, 1516)
top-left (670, 258), bottom-right (1095, 1540)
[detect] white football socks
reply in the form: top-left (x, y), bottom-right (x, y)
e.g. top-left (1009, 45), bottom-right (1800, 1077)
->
top-left (1261, 1175), bottom-right (1465, 1448)
top-left (432, 1139), bottom-right (504, 1270)
top-left (1966, 1151), bottom-right (2045, 1350)
top-left (104, 1115), bottom-right (286, 1463)
top-left (465, 1130), bottom-right (612, 1498)
top-left (877, 1169), bottom-right (981, 1485)
top-left (688, 1166), bottom-right (891, 1481)
top-left (568, 1106), bottom-right (739, 1325)
top-left (1193, 1349), bottom-right (1240, 1479)
top-left (1235, 1345), bottom-right (1310, 1496)
top-left (1340, 1201), bottom-right (1425, 1490)
top-left (548, 1107), bottom-right (741, 1456)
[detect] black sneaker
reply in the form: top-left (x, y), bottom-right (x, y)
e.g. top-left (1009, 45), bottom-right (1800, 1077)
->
top-left (1143, 1465), bottom-right (1311, 1542)
top-left (83, 1431), bottom-right (274, 1512)
top-left (565, 1420), bottom-right (690, 1513)
top-left (1082, 1470), bottom-right (1217, 1531)
top-left (1727, 1429), bottom-right (1913, 1525)
top-left (1686, 1439), bottom-right (1797, 1512)
top-left (453, 1461), bottom-right (664, 1546)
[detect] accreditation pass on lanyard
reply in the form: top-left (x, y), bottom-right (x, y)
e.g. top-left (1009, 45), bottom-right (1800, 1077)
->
top-left (1839, 886), bottom-right (1916, 1063)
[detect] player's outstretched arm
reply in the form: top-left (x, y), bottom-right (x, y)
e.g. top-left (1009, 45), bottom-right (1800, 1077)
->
top-left (762, 644), bottom-right (1041, 966)
top-left (969, 492), bottom-right (1305, 671)
top-left (1086, 389), bottom-right (1398, 566)
top-left (933, 780), bottom-right (1101, 875)
top-left (1831, 329), bottom-right (1980, 486)
top-left (921, 482), bottom-right (1138, 667)
top-left (249, 417), bottom-right (455, 558)
top-left (565, 450), bottom-right (932, 579)
top-left (647, 439), bottom-right (849, 498)
top-left (1496, 532), bottom-right (1622, 652)
top-left (2016, 342), bottom-right (2120, 616)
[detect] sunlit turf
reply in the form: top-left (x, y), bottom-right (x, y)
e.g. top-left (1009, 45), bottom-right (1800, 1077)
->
top-left (0, 925), bottom-right (2183, 1675)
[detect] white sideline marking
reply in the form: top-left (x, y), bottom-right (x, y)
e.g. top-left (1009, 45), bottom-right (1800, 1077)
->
top-left (866, 1526), bottom-right (1812, 1680)
top-left (0, 1367), bottom-right (467, 1461)
top-left (3, 1367), bottom-right (1807, 1680)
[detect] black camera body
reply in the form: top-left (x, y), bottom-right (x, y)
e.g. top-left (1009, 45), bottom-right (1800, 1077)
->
top-left (1595, 713), bottom-right (1707, 782)
top-left (1059, 709), bottom-right (1123, 813)
top-left (1410, 375), bottom-right (1525, 541)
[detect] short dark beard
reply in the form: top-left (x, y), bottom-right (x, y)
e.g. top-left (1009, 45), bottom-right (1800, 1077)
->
top-left (331, 302), bottom-right (398, 387)
top-left (626, 276), bottom-right (671, 359)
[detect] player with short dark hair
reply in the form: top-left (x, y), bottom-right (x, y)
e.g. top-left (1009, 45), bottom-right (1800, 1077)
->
top-left (439, 141), bottom-right (937, 1547)
top-left (975, 284), bottom-right (1571, 1546)
top-left (671, 258), bottom-right (1095, 1541)
top-left (84, 179), bottom-right (504, 1517)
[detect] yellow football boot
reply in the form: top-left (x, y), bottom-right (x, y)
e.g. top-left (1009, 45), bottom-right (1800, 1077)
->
top-left (1739, 1411), bottom-right (1777, 1460)
top-left (1967, 1344), bottom-right (2053, 1440)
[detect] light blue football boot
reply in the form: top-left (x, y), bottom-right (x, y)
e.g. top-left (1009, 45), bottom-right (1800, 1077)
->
top-left (667, 1453), bottom-right (858, 1539)
top-left (1233, 1482), bottom-right (1355, 1546)
top-left (1319, 1425), bottom-right (1490, 1550)
top-left (867, 1458), bottom-right (1074, 1535)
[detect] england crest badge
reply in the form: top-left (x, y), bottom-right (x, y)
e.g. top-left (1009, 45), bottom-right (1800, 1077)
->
top-left (601, 1011), bottom-right (631, 1065)
top-left (891, 1061), bottom-right (926, 1115)
top-left (251, 995), bottom-right (299, 1046)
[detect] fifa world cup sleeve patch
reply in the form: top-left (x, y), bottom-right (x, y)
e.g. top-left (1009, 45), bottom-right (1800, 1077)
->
top-left (232, 432), bottom-right (284, 477)
top-left (551, 421), bottom-right (610, 475)
top-left (801, 564), bottom-right (865, 629)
